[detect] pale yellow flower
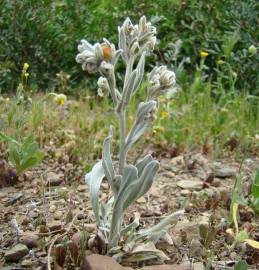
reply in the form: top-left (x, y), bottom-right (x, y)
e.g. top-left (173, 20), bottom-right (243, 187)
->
top-left (200, 51), bottom-right (209, 58)
top-left (23, 63), bottom-right (29, 74)
top-left (54, 94), bottom-right (67, 106)
top-left (24, 72), bottom-right (29, 78)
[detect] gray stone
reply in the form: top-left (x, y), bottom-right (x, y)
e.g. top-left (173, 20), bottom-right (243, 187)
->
top-left (48, 221), bottom-right (62, 231)
top-left (214, 167), bottom-right (236, 178)
top-left (20, 231), bottom-right (39, 248)
top-left (193, 262), bottom-right (205, 270)
top-left (77, 184), bottom-right (87, 192)
top-left (81, 254), bottom-right (131, 270)
top-left (54, 210), bottom-right (63, 220)
top-left (189, 239), bottom-right (206, 257)
top-left (177, 180), bottom-right (204, 191)
top-left (46, 172), bottom-right (64, 186)
top-left (141, 266), bottom-right (190, 270)
top-left (5, 243), bottom-right (29, 262)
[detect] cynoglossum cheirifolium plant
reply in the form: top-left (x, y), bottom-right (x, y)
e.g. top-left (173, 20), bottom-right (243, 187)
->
top-left (76, 16), bottom-right (184, 262)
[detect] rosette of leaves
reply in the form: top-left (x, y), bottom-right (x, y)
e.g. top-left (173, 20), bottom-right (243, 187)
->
top-left (76, 16), bottom-right (182, 263)
top-left (0, 133), bottom-right (44, 175)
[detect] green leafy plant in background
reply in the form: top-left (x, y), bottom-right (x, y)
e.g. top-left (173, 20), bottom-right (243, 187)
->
top-left (1, 0), bottom-right (258, 94)
top-left (250, 171), bottom-right (259, 214)
top-left (0, 133), bottom-right (44, 174)
top-left (230, 171), bottom-right (259, 219)
top-left (227, 203), bottom-right (259, 250)
top-left (76, 16), bottom-right (184, 262)
top-left (226, 260), bottom-right (249, 270)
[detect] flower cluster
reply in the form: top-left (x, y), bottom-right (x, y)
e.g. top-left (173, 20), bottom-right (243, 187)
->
top-left (119, 16), bottom-right (156, 60)
top-left (147, 66), bottom-right (176, 98)
top-left (76, 39), bottom-right (120, 74)
top-left (136, 100), bottom-right (158, 123)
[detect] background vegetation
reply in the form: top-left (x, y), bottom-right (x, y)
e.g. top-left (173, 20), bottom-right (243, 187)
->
top-left (0, 0), bottom-right (258, 163)
top-left (1, 0), bottom-right (258, 94)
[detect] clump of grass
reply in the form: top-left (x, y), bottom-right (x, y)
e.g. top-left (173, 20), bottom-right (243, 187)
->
top-left (153, 81), bottom-right (258, 156)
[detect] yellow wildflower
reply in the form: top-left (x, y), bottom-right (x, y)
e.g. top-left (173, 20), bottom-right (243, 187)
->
top-left (200, 51), bottom-right (209, 58)
top-left (24, 72), bottom-right (29, 78)
top-left (54, 94), bottom-right (67, 106)
top-left (161, 111), bottom-right (169, 118)
top-left (23, 63), bottom-right (29, 72)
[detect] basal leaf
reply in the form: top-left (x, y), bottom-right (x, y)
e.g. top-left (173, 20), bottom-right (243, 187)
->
top-left (85, 161), bottom-right (105, 226)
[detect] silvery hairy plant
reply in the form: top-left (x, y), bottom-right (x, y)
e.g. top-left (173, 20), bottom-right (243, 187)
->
top-left (76, 16), bottom-right (184, 262)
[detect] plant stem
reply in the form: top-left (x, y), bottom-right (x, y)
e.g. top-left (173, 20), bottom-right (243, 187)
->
top-left (118, 56), bottom-right (134, 175)
top-left (118, 111), bottom-right (126, 175)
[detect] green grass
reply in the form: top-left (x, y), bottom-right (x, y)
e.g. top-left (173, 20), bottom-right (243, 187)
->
top-left (0, 80), bottom-right (258, 170)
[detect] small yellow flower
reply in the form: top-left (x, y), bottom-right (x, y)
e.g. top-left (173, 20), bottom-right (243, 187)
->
top-left (24, 72), bottom-right (29, 78)
top-left (200, 51), bottom-right (209, 58)
top-left (5, 98), bottom-right (10, 102)
top-left (161, 111), bottom-right (169, 118)
top-left (54, 94), bottom-right (67, 106)
top-left (23, 63), bottom-right (29, 72)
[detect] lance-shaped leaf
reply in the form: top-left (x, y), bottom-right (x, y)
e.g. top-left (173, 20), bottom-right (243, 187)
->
top-left (138, 210), bottom-right (185, 238)
top-left (110, 165), bottom-right (138, 242)
top-left (102, 126), bottom-right (116, 192)
top-left (123, 242), bottom-right (170, 263)
top-left (125, 101), bottom-right (157, 151)
top-left (119, 165), bottom-right (138, 193)
top-left (122, 160), bottom-right (159, 211)
top-left (85, 161), bottom-right (105, 226)
top-left (252, 171), bottom-right (259, 198)
top-left (100, 196), bottom-right (115, 238)
top-left (113, 49), bottom-right (123, 66)
top-left (0, 132), bottom-right (20, 145)
top-left (118, 26), bottom-right (127, 61)
top-left (121, 69), bottom-right (137, 107)
top-left (136, 154), bottom-right (153, 176)
top-left (132, 52), bottom-right (145, 92)
top-left (121, 215), bottom-right (140, 236)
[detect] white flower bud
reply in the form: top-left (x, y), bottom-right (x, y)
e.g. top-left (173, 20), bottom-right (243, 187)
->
top-left (248, 45), bottom-right (257, 56)
top-left (99, 61), bottom-right (114, 77)
top-left (147, 66), bottom-right (176, 98)
top-left (97, 76), bottom-right (110, 97)
top-left (160, 69), bottom-right (176, 87)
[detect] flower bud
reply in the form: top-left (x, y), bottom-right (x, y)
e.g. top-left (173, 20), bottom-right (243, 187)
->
top-left (99, 61), bottom-right (113, 77)
top-left (97, 77), bottom-right (110, 97)
top-left (147, 66), bottom-right (176, 98)
top-left (248, 45), bottom-right (257, 56)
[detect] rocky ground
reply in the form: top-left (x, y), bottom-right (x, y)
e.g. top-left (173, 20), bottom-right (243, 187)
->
top-left (0, 151), bottom-right (258, 270)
